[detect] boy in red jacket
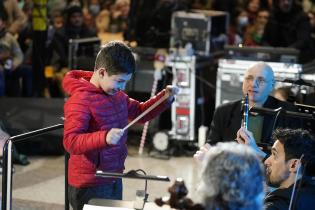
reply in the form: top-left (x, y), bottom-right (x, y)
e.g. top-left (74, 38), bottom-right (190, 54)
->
top-left (63, 41), bottom-right (177, 210)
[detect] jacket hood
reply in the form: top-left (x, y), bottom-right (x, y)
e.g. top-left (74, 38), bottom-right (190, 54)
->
top-left (63, 70), bottom-right (102, 95)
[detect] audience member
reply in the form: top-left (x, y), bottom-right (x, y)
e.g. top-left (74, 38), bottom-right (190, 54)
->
top-left (272, 86), bottom-right (294, 102)
top-left (243, 0), bottom-right (261, 25)
top-left (262, 0), bottom-right (315, 63)
top-left (109, 0), bottom-right (130, 33)
top-left (244, 9), bottom-right (270, 46)
top-left (0, 10), bottom-right (32, 97)
top-left (1, 0), bottom-right (27, 35)
top-left (47, 5), bottom-right (97, 97)
top-left (308, 11), bottom-right (315, 48)
top-left (237, 128), bottom-right (315, 210)
top-left (198, 142), bottom-right (264, 210)
top-left (49, 5), bottom-right (96, 70)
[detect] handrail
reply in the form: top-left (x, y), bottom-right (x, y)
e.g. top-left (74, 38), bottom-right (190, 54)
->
top-left (1, 123), bottom-right (64, 210)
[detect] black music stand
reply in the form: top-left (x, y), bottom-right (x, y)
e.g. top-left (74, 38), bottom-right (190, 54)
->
top-left (295, 103), bottom-right (315, 134)
top-left (84, 170), bottom-right (170, 210)
top-left (249, 106), bottom-right (315, 150)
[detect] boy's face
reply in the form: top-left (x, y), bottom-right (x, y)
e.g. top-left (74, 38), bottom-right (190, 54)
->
top-left (98, 68), bottom-right (132, 95)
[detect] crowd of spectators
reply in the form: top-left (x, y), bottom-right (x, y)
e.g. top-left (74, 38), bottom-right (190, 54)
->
top-left (0, 0), bottom-right (315, 98)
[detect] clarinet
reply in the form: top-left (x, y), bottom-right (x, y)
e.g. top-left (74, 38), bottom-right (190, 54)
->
top-left (242, 94), bottom-right (249, 129)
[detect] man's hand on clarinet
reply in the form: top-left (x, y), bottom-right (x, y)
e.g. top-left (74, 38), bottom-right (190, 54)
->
top-left (106, 128), bottom-right (124, 145)
top-left (236, 127), bottom-right (266, 158)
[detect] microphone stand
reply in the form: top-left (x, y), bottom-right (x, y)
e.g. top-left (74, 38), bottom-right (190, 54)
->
top-left (1, 123), bottom-right (64, 210)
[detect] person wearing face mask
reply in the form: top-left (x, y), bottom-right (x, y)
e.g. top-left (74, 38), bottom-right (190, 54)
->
top-left (89, 2), bottom-right (101, 16)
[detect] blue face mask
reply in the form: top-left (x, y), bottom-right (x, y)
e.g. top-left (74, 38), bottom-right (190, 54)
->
top-left (238, 16), bottom-right (249, 27)
top-left (89, 4), bottom-right (100, 16)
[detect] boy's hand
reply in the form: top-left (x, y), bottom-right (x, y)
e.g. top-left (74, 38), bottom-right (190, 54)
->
top-left (165, 85), bottom-right (180, 101)
top-left (193, 143), bottom-right (211, 163)
top-left (106, 128), bottom-right (124, 145)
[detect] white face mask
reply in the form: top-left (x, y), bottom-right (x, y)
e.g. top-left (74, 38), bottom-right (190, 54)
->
top-left (238, 16), bottom-right (249, 27)
top-left (89, 4), bottom-right (100, 16)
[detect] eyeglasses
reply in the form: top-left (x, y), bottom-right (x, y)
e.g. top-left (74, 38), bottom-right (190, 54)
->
top-left (244, 76), bottom-right (271, 86)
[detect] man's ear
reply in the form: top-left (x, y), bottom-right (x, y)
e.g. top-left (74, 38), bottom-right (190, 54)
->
top-left (289, 159), bottom-right (301, 173)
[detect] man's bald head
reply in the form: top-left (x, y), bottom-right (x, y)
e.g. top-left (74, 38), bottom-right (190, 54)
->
top-left (242, 62), bottom-right (275, 106)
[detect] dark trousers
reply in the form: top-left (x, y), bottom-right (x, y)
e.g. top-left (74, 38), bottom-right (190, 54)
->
top-left (5, 64), bottom-right (33, 97)
top-left (68, 179), bottom-right (123, 210)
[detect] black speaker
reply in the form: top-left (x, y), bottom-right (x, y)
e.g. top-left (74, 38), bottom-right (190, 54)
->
top-left (0, 97), bottom-right (65, 155)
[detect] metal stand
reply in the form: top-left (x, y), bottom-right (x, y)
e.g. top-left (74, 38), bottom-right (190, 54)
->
top-left (1, 124), bottom-right (64, 210)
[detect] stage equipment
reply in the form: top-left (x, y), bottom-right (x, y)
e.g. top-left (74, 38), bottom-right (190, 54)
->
top-left (138, 49), bottom-right (168, 155)
top-left (170, 10), bottom-right (229, 56)
top-left (152, 54), bottom-right (213, 149)
top-left (216, 59), bottom-right (302, 107)
top-left (68, 37), bottom-right (101, 70)
top-left (1, 124), bottom-right (64, 210)
top-left (295, 103), bottom-right (315, 134)
top-left (224, 45), bottom-right (300, 63)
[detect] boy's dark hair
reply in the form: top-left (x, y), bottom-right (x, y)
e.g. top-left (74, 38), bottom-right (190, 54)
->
top-left (95, 41), bottom-right (135, 75)
top-left (272, 128), bottom-right (315, 176)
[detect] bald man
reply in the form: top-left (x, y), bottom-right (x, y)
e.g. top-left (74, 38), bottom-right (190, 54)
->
top-left (207, 62), bottom-right (300, 147)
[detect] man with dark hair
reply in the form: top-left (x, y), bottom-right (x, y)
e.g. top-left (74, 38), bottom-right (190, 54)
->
top-left (237, 128), bottom-right (315, 210)
top-left (49, 5), bottom-right (97, 70)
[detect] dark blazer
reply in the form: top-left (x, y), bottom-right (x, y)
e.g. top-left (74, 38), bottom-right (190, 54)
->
top-left (207, 96), bottom-right (301, 145)
top-left (264, 177), bottom-right (315, 210)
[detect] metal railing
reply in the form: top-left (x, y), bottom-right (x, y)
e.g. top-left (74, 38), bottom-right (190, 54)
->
top-left (1, 123), bottom-right (64, 210)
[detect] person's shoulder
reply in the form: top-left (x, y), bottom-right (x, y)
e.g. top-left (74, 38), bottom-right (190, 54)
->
top-left (264, 188), bottom-right (291, 210)
top-left (216, 99), bottom-right (242, 110)
top-left (265, 96), bottom-right (297, 110)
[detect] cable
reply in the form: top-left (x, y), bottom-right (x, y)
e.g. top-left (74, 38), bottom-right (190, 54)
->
top-left (134, 169), bottom-right (148, 203)
top-left (271, 107), bottom-right (283, 133)
top-left (288, 154), bottom-right (304, 210)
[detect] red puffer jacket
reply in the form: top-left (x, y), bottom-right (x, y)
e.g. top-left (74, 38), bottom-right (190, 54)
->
top-left (63, 70), bottom-right (172, 188)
